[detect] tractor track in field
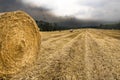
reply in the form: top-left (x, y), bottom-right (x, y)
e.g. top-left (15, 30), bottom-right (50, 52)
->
top-left (11, 29), bottom-right (120, 80)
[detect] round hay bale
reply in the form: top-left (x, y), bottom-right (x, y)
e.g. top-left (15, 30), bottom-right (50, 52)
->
top-left (0, 11), bottom-right (41, 76)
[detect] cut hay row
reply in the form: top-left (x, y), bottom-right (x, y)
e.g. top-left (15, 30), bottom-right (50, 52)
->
top-left (11, 29), bottom-right (120, 80)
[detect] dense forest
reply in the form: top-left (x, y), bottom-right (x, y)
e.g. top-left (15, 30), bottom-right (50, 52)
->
top-left (36, 20), bottom-right (120, 31)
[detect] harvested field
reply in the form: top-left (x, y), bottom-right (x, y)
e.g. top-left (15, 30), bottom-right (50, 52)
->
top-left (10, 29), bottom-right (120, 80)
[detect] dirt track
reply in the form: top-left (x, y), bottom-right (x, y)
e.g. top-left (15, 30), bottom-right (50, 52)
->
top-left (11, 29), bottom-right (120, 80)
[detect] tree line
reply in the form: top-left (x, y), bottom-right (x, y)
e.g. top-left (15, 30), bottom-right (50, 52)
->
top-left (36, 20), bottom-right (120, 31)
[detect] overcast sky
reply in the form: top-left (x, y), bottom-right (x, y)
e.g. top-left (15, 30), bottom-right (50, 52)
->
top-left (0, 0), bottom-right (120, 22)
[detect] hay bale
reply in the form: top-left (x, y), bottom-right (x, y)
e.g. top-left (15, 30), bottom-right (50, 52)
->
top-left (69, 29), bottom-right (73, 32)
top-left (0, 11), bottom-right (41, 76)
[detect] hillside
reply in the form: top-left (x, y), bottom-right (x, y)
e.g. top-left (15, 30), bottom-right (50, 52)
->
top-left (11, 29), bottom-right (120, 80)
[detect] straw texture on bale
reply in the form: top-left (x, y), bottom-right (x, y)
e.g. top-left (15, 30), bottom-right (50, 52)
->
top-left (0, 11), bottom-right (41, 76)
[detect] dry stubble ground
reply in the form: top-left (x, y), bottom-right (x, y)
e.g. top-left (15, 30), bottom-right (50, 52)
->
top-left (11, 29), bottom-right (120, 80)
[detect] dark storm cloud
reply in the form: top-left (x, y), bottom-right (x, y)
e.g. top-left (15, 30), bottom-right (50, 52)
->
top-left (0, 0), bottom-right (21, 11)
top-left (0, 0), bottom-right (49, 11)
top-left (0, 0), bottom-right (57, 21)
top-left (0, 0), bottom-right (118, 26)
